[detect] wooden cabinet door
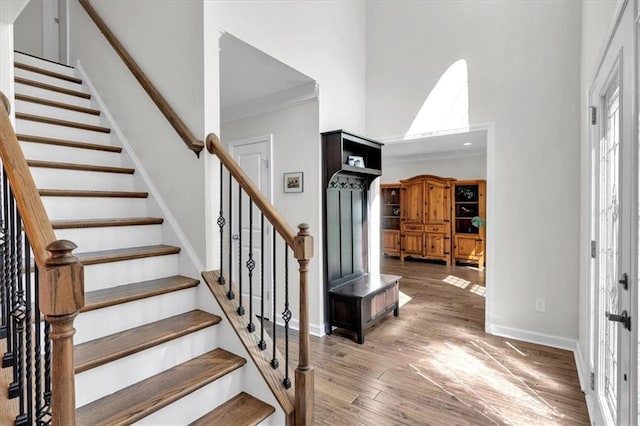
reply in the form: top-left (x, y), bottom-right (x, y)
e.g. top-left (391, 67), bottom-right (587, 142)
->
top-left (454, 235), bottom-right (483, 259)
top-left (402, 232), bottom-right (423, 256)
top-left (425, 180), bottom-right (450, 223)
top-left (425, 233), bottom-right (446, 257)
top-left (401, 180), bottom-right (423, 223)
top-left (382, 230), bottom-right (400, 254)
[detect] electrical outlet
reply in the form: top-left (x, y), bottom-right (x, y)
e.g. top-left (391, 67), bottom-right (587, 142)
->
top-left (535, 298), bottom-right (546, 312)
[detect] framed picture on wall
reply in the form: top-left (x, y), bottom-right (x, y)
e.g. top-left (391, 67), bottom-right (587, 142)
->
top-left (284, 172), bottom-right (304, 193)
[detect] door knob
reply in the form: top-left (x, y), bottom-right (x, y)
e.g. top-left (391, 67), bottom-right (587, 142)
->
top-left (232, 234), bottom-right (240, 240)
top-left (606, 310), bottom-right (631, 331)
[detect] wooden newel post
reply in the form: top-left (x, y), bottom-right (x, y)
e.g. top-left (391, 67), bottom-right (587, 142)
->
top-left (293, 224), bottom-right (314, 426)
top-left (40, 240), bottom-right (84, 426)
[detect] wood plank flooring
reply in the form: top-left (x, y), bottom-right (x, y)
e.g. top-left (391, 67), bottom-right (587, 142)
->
top-left (280, 257), bottom-right (589, 425)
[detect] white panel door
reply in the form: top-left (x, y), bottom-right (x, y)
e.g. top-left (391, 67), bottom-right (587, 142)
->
top-left (230, 136), bottom-right (273, 321)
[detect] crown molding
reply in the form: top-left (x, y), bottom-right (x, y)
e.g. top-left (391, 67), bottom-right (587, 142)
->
top-left (222, 81), bottom-right (318, 123)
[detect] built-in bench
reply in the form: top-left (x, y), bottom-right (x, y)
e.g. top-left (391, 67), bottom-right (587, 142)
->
top-left (327, 273), bottom-right (401, 344)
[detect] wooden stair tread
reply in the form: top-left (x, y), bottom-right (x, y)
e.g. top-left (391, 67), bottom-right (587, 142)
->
top-left (39, 189), bottom-right (147, 198)
top-left (51, 217), bottom-right (163, 229)
top-left (189, 392), bottom-right (275, 426)
top-left (15, 94), bottom-right (100, 115)
top-left (75, 245), bottom-right (181, 265)
top-left (27, 159), bottom-right (134, 174)
top-left (14, 60), bottom-right (80, 83)
top-left (74, 310), bottom-right (220, 373)
top-left (75, 348), bottom-right (246, 426)
top-left (15, 76), bottom-right (91, 99)
top-left (18, 134), bottom-right (120, 152)
top-left (83, 275), bottom-right (199, 312)
top-left (16, 112), bottom-right (110, 133)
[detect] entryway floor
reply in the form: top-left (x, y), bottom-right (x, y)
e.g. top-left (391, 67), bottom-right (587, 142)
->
top-left (286, 257), bottom-right (589, 425)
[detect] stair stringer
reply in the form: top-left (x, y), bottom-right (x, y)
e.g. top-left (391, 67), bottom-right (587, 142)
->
top-left (198, 272), bottom-right (297, 425)
top-left (75, 61), bottom-right (202, 280)
top-left (196, 283), bottom-right (287, 426)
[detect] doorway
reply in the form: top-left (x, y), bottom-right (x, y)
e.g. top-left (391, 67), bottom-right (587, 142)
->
top-left (14, 0), bottom-right (65, 63)
top-left (229, 135), bottom-right (273, 319)
top-left (588, 1), bottom-right (636, 423)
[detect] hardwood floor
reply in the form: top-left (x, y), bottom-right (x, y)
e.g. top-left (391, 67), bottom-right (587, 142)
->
top-left (284, 257), bottom-right (589, 425)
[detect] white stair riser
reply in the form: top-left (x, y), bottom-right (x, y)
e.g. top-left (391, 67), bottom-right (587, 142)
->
top-left (15, 67), bottom-right (85, 92)
top-left (14, 53), bottom-right (77, 77)
top-left (16, 100), bottom-right (102, 127)
top-left (135, 368), bottom-right (244, 426)
top-left (15, 83), bottom-right (92, 108)
top-left (54, 224), bottom-right (163, 252)
top-left (42, 197), bottom-right (148, 220)
top-left (83, 254), bottom-right (180, 292)
top-left (75, 327), bottom-right (218, 407)
top-left (31, 168), bottom-right (134, 191)
top-left (20, 142), bottom-right (121, 167)
top-left (75, 287), bottom-right (199, 344)
top-left (16, 120), bottom-right (112, 145)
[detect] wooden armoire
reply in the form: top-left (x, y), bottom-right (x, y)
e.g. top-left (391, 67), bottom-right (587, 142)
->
top-left (399, 175), bottom-right (455, 264)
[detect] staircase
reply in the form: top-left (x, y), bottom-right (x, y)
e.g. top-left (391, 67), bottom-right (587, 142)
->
top-left (9, 51), bottom-right (276, 425)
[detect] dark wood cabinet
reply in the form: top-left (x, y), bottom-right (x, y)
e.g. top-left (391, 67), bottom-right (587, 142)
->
top-left (322, 130), bottom-right (401, 343)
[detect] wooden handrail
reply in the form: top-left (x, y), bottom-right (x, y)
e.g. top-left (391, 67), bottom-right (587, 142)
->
top-left (206, 133), bottom-right (297, 247)
top-left (1, 93), bottom-right (84, 424)
top-left (0, 92), bottom-right (56, 268)
top-left (78, 0), bottom-right (204, 157)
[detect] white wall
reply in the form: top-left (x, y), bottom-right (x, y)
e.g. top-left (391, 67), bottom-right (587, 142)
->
top-left (13, 0), bottom-right (42, 57)
top-left (382, 155), bottom-right (487, 184)
top-left (206, 1), bottom-right (366, 134)
top-left (367, 1), bottom-right (582, 343)
top-left (578, 0), bottom-right (619, 374)
top-left (221, 100), bottom-right (322, 333)
top-left (204, 1), bottom-right (367, 334)
top-left (67, 0), bottom-right (206, 264)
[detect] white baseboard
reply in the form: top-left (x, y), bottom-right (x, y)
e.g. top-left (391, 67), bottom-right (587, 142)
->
top-left (76, 61), bottom-right (204, 276)
top-left (486, 324), bottom-right (577, 352)
top-left (574, 344), bottom-right (588, 392)
top-left (275, 317), bottom-right (325, 338)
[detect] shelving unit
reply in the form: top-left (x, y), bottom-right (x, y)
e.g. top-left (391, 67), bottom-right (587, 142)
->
top-left (322, 130), bottom-right (401, 344)
top-left (452, 180), bottom-right (486, 268)
top-left (381, 183), bottom-right (401, 256)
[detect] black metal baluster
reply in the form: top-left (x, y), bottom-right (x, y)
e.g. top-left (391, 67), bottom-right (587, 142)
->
top-left (271, 231), bottom-right (278, 369)
top-left (0, 166), bottom-right (6, 340)
top-left (227, 175), bottom-right (234, 300)
top-left (282, 243), bottom-right (291, 389)
top-left (42, 320), bottom-right (52, 425)
top-left (8, 189), bottom-right (20, 399)
top-left (258, 214), bottom-right (266, 350)
top-left (13, 208), bottom-right (27, 424)
top-left (237, 186), bottom-right (244, 316)
top-left (246, 200), bottom-right (255, 331)
top-left (2, 176), bottom-right (14, 369)
top-left (34, 266), bottom-right (49, 426)
top-left (22, 236), bottom-right (33, 425)
top-left (217, 165), bottom-right (226, 286)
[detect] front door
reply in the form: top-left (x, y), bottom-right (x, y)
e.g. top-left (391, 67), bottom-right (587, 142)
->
top-left (230, 136), bottom-right (272, 320)
top-left (589, 2), bottom-right (635, 424)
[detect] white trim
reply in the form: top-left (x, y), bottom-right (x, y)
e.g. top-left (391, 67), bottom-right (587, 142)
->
top-left (575, 343), bottom-right (588, 392)
top-left (222, 81), bottom-right (318, 123)
top-left (384, 151), bottom-right (486, 163)
top-left (483, 124), bottom-right (496, 333)
top-left (76, 61), bottom-right (204, 274)
top-left (275, 317), bottom-right (325, 338)
top-left (591, 0), bottom-right (629, 84)
top-left (377, 123), bottom-right (494, 145)
top-left (485, 324), bottom-right (577, 352)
